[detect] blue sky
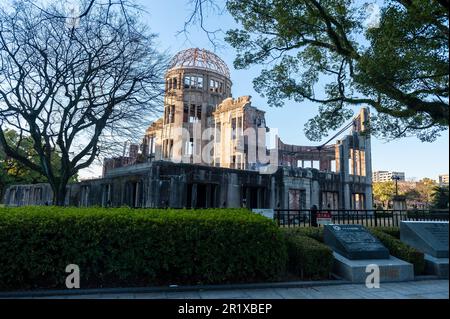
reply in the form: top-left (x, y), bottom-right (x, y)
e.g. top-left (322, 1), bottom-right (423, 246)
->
top-left (79, 0), bottom-right (449, 181)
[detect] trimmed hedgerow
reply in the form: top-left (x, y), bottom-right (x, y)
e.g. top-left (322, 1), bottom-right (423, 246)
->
top-left (368, 228), bottom-right (425, 275)
top-left (0, 207), bottom-right (287, 291)
top-left (374, 227), bottom-right (400, 239)
top-left (288, 227), bottom-right (325, 243)
top-left (295, 226), bottom-right (400, 242)
top-left (281, 229), bottom-right (333, 280)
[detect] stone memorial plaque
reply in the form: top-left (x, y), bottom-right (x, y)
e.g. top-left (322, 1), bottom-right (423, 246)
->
top-left (324, 224), bottom-right (390, 260)
top-left (400, 221), bottom-right (449, 258)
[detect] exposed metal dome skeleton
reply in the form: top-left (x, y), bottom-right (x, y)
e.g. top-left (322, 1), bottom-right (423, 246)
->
top-left (168, 48), bottom-right (230, 78)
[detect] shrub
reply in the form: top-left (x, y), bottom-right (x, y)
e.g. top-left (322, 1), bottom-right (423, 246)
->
top-left (292, 227), bottom-right (324, 242)
top-left (374, 227), bottom-right (400, 239)
top-left (281, 229), bottom-right (333, 279)
top-left (0, 207), bottom-right (287, 290)
top-left (369, 229), bottom-right (425, 275)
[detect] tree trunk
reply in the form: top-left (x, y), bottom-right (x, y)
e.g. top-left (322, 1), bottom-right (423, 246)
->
top-left (52, 183), bottom-right (68, 206)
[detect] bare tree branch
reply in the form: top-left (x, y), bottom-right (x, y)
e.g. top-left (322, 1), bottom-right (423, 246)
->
top-left (180, 0), bottom-right (226, 49)
top-left (0, 0), bottom-right (167, 205)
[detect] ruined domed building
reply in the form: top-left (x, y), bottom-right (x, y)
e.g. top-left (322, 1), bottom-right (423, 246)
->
top-left (143, 48), bottom-right (268, 170)
top-left (3, 49), bottom-right (373, 211)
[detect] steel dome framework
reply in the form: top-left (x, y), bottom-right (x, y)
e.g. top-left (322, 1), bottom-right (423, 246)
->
top-left (168, 48), bottom-right (230, 79)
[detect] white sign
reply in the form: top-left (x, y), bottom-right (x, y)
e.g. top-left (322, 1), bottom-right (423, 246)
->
top-left (252, 209), bottom-right (274, 220)
top-left (317, 211), bottom-right (333, 225)
top-left (317, 218), bottom-right (333, 225)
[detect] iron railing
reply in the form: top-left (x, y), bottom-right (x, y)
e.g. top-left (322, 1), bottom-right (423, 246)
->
top-left (274, 209), bottom-right (449, 227)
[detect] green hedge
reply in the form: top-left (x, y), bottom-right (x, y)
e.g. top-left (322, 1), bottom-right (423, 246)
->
top-left (289, 227), bottom-right (325, 243)
top-left (374, 227), bottom-right (400, 239)
top-left (0, 207), bottom-right (287, 290)
top-left (292, 226), bottom-right (401, 243)
top-left (368, 229), bottom-right (425, 275)
top-left (281, 229), bottom-right (333, 279)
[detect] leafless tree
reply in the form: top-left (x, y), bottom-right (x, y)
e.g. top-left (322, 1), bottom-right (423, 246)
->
top-left (180, 0), bottom-right (226, 49)
top-left (0, 0), bottom-right (167, 205)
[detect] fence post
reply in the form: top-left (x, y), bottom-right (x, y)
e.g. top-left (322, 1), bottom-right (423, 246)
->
top-left (374, 210), bottom-right (378, 227)
top-left (308, 210), bottom-right (312, 227)
top-left (365, 210), bottom-right (368, 227)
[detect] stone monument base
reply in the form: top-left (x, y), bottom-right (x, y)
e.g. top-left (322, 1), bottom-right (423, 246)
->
top-left (424, 254), bottom-right (449, 278)
top-left (332, 252), bottom-right (414, 283)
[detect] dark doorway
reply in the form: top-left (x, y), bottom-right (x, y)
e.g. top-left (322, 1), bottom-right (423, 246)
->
top-left (210, 184), bottom-right (218, 208)
top-left (242, 186), bottom-right (261, 209)
top-left (186, 183), bottom-right (208, 208)
top-left (196, 184), bottom-right (207, 208)
top-left (250, 188), bottom-right (258, 208)
top-left (131, 182), bottom-right (137, 207)
top-left (186, 183), bottom-right (193, 208)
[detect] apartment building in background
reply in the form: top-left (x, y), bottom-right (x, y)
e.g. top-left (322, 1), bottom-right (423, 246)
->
top-left (372, 171), bottom-right (406, 183)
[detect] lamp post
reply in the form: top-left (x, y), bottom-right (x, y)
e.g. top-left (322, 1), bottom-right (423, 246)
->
top-left (391, 175), bottom-right (401, 196)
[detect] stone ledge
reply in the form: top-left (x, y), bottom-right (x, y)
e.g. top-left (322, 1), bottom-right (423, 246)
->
top-left (332, 252), bottom-right (414, 283)
top-left (425, 254), bottom-right (449, 279)
top-left (0, 279), bottom-right (352, 299)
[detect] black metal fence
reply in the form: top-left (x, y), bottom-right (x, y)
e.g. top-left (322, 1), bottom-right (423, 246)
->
top-left (274, 209), bottom-right (450, 228)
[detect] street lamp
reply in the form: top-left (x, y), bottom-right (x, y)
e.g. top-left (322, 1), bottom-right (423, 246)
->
top-left (391, 175), bottom-right (401, 196)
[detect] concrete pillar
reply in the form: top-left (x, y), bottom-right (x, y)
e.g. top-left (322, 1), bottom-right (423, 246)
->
top-left (193, 121), bottom-right (202, 164)
top-left (134, 182), bottom-right (140, 207)
top-left (213, 119), bottom-right (217, 166)
top-left (227, 173), bottom-right (240, 207)
top-left (338, 138), bottom-right (351, 210)
top-left (364, 135), bottom-right (373, 210)
top-left (349, 149), bottom-right (354, 176)
top-left (356, 107), bottom-right (373, 210)
top-left (191, 183), bottom-right (197, 208)
top-left (283, 186), bottom-right (289, 210)
top-left (270, 176), bottom-right (276, 209)
top-left (169, 177), bottom-right (176, 208)
top-left (311, 180), bottom-right (320, 208)
top-left (335, 148), bottom-right (340, 173)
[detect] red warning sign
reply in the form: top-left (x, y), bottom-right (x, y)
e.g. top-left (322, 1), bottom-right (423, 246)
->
top-left (317, 211), bottom-right (332, 225)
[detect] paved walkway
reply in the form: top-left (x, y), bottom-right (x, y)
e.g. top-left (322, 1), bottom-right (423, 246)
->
top-left (38, 279), bottom-right (449, 299)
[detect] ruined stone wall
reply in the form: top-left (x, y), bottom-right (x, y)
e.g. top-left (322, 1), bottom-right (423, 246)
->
top-left (335, 108), bottom-right (373, 209)
top-left (212, 96), bottom-right (268, 170)
top-left (2, 183), bottom-right (54, 206)
top-left (277, 139), bottom-right (336, 171)
top-left (3, 161), bottom-right (370, 211)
